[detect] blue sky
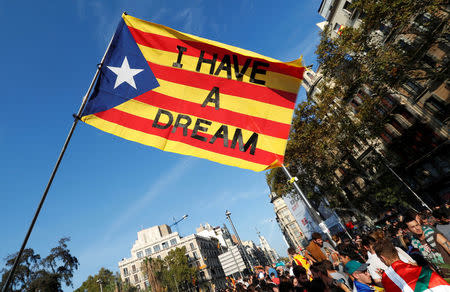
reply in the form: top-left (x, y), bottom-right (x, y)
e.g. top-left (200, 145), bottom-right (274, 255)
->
top-left (0, 0), bottom-right (323, 290)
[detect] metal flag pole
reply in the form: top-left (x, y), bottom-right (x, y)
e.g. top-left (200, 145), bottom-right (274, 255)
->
top-left (372, 147), bottom-right (432, 212)
top-left (280, 164), bottom-right (335, 247)
top-left (383, 161), bottom-right (432, 212)
top-left (1, 34), bottom-right (115, 292)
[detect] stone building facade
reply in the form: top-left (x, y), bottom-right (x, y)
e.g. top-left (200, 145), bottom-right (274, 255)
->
top-left (118, 224), bottom-right (226, 291)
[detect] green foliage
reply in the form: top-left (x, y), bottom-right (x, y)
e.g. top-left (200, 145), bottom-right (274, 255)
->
top-left (74, 268), bottom-right (119, 292)
top-left (141, 246), bottom-right (197, 292)
top-left (0, 237), bottom-right (79, 292)
top-left (267, 0), bottom-right (447, 216)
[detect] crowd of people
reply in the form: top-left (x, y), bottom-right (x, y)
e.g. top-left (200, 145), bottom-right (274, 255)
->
top-left (221, 206), bottom-right (450, 292)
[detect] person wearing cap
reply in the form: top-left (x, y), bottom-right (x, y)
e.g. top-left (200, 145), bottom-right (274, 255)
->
top-left (275, 261), bottom-right (285, 277)
top-left (344, 260), bottom-right (383, 292)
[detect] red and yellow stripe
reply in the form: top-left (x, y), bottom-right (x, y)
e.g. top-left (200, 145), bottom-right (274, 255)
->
top-left (82, 14), bottom-right (304, 171)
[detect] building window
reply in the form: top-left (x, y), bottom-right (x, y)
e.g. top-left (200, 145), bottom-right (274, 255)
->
top-left (153, 245), bottom-right (161, 252)
top-left (157, 255), bottom-right (162, 260)
top-left (125, 277), bottom-right (129, 284)
top-left (162, 241), bottom-right (169, 249)
top-left (145, 248), bottom-right (152, 256)
top-left (422, 54), bottom-right (437, 68)
top-left (302, 78), bottom-right (311, 88)
top-left (343, 1), bottom-right (354, 13)
top-left (132, 265), bottom-right (136, 273)
top-left (170, 238), bottom-right (177, 246)
top-left (380, 131), bottom-right (393, 144)
top-left (134, 274), bottom-right (139, 283)
top-left (397, 39), bottom-right (413, 53)
top-left (193, 252), bottom-right (198, 259)
top-left (333, 23), bottom-right (341, 33)
top-left (403, 79), bottom-right (424, 97)
top-left (424, 96), bottom-right (446, 122)
top-left (123, 267), bottom-right (129, 276)
top-left (137, 251), bottom-right (143, 258)
top-left (190, 243), bottom-right (195, 250)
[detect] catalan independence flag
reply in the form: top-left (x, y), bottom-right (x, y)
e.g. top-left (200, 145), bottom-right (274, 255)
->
top-left (382, 260), bottom-right (450, 292)
top-left (81, 13), bottom-right (305, 171)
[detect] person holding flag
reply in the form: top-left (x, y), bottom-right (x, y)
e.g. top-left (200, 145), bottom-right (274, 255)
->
top-left (288, 247), bottom-right (311, 271)
top-left (374, 239), bottom-right (450, 292)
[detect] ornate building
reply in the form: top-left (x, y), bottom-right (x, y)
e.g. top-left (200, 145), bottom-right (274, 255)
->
top-left (269, 192), bottom-right (306, 251)
top-left (118, 224), bottom-right (226, 291)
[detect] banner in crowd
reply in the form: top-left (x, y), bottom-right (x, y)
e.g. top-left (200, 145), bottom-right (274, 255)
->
top-left (81, 13), bottom-right (305, 171)
top-left (284, 194), bottom-right (343, 240)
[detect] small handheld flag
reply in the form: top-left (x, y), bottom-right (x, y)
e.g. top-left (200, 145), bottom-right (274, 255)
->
top-left (81, 13), bottom-right (305, 171)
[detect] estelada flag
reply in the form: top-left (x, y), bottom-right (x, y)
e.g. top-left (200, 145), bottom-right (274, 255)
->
top-left (81, 13), bottom-right (305, 171)
top-left (382, 260), bottom-right (450, 292)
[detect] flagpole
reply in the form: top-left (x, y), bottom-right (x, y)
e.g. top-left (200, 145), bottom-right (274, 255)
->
top-left (280, 164), bottom-right (335, 247)
top-left (1, 33), bottom-right (115, 292)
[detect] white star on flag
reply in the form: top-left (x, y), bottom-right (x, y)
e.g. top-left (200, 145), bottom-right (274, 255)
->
top-left (107, 56), bottom-right (144, 89)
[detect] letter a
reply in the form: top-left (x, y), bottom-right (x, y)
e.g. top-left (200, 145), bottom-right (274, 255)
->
top-left (201, 87), bottom-right (220, 110)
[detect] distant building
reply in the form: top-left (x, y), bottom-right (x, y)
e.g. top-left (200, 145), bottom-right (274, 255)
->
top-left (118, 224), bottom-right (226, 291)
top-left (196, 223), bottom-right (234, 250)
top-left (258, 234), bottom-right (279, 264)
top-left (242, 240), bottom-right (270, 267)
top-left (269, 192), bottom-right (306, 251)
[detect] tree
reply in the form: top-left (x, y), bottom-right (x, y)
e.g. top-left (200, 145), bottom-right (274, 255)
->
top-left (163, 247), bottom-right (197, 291)
top-left (141, 257), bottom-right (165, 292)
top-left (0, 237), bottom-right (79, 292)
top-left (141, 247), bottom-right (197, 292)
top-left (74, 268), bottom-right (118, 292)
top-left (267, 0), bottom-right (447, 216)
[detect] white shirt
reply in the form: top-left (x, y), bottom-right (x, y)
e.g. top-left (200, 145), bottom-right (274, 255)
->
top-left (366, 248), bottom-right (416, 281)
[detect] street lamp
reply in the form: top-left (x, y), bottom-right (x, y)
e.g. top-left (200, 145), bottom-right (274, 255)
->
top-left (170, 214), bottom-right (189, 235)
top-left (225, 210), bottom-right (253, 273)
top-left (96, 279), bottom-right (103, 292)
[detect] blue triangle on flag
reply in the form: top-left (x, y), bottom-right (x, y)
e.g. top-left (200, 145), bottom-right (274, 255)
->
top-left (82, 18), bottom-right (159, 116)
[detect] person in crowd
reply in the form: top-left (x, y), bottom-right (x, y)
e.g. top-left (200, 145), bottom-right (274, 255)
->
top-left (333, 235), bottom-right (343, 246)
top-left (278, 275), bottom-right (294, 292)
top-left (305, 232), bottom-right (338, 263)
top-left (276, 262), bottom-right (286, 278)
top-left (293, 265), bottom-right (310, 292)
top-left (266, 265), bottom-right (279, 280)
top-left (404, 212), bottom-right (450, 266)
top-left (433, 209), bottom-right (450, 240)
top-left (362, 235), bottom-right (416, 287)
top-left (344, 260), bottom-right (383, 292)
top-left (387, 224), bottom-right (408, 251)
top-left (374, 239), bottom-right (450, 292)
top-left (270, 271), bottom-right (281, 285)
top-left (308, 261), bottom-right (351, 291)
top-left (288, 247), bottom-right (310, 272)
top-left (404, 209), bottom-right (424, 226)
top-left (321, 259), bottom-right (351, 290)
top-left (337, 242), bottom-right (366, 270)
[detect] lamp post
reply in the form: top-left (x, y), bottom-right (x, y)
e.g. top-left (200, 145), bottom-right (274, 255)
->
top-left (225, 210), bottom-right (253, 273)
top-left (170, 214), bottom-right (189, 235)
top-left (96, 279), bottom-right (103, 292)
